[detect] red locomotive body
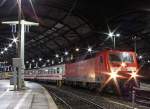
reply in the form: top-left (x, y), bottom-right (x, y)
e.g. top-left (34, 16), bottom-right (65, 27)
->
top-left (65, 58), bottom-right (96, 82)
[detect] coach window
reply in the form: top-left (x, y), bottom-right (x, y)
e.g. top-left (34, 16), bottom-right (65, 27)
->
top-left (48, 69), bottom-right (50, 74)
top-left (62, 68), bottom-right (64, 74)
top-left (53, 69), bottom-right (55, 74)
top-left (53, 69), bottom-right (54, 74)
top-left (57, 68), bottom-right (59, 73)
top-left (59, 68), bottom-right (62, 74)
top-left (51, 69), bottom-right (53, 74)
top-left (100, 56), bottom-right (103, 64)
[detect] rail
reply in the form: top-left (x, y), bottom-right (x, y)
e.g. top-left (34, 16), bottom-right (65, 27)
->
top-left (132, 87), bottom-right (150, 108)
top-left (45, 85), bottom-right (105, 109)
top-left (49, 90), bottom-right (72, 109)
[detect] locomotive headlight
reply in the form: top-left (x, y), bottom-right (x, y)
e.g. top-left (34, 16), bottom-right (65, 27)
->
top-left (130, 70), bottom-right (139, 79)
top-left (110, 71), bottom-right (118, 79)
top-left (131, 71), bottom-right (137, 78)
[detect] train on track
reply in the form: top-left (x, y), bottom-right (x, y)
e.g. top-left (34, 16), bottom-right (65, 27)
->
top-left (25, 50), bottom-right (140, 94)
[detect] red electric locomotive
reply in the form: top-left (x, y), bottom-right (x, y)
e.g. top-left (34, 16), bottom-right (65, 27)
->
top-left (65, 50), bottom-right (140, 93)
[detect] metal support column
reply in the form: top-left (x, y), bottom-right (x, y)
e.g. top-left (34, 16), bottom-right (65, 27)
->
top-left (113, 36), bottom-right (116, 49)
top-left (17, 0), bottom-right (22, 90)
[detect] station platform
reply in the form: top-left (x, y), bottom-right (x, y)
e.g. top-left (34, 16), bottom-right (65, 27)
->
top-left (0, 80), bottom-right (58, 109)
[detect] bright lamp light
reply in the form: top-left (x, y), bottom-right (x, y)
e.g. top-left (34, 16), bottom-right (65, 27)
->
top-left (108, 32), bottom-right (114, 38)
top-left (4, 48), bottom-right (8, 51)
top-left (39, 58), bottom-right (42, 61)
top-left (32, 59), bottom-right (35, 63)
top-left (55, 54), bottom-right (59, 58)
top-left (1, 51), bottom-right (4, 54)
top-left (110, 71), bottom-right (118, 79)
top-left (47, 59), bottom-right (50, 63)
top-left (65, 51), bottom-right (68, 56)
top-left (131, 71), bottom-right (138, 79)
top-left (116, 33), bottom-right (120, 37)
top-left (13, 37), bottom-right (18, 43)
top-left (9, 44), bottom-right (12, 47)
top-left (88, 47), bottom-right (92, 52)
top-left (75, 48), bottom-right (79, 52)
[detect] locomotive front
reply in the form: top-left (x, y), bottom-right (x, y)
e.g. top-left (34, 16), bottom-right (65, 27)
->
top-left (106, 51), bottom-right (140, 92)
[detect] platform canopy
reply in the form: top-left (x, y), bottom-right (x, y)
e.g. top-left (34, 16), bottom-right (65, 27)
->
top-left (0, 0), bottom-right (149, 65)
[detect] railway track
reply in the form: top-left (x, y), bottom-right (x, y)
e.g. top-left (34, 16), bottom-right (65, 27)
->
top-left (43, 84), bottom-right (149, 109)
top-left (133, 87), bottom-right (150, 107)
top-left (45, 85), bottom-right (104, 109)
top-left (49, 91), bottom-right (72, 109)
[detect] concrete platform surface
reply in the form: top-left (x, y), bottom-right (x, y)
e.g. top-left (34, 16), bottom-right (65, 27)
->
top-left (0, 80), bottom-right (58, 109)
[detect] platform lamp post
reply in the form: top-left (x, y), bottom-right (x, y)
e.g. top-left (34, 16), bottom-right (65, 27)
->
top-left (2, 0), bottom-right (39, 90)
top-left (108, 32), bottom-right (120, 49)
top-left (132, 36), bottom-right (137, 55)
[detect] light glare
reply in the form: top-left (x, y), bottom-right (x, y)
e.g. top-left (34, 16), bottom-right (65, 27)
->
top-left (131, 72), bottom-right (137, 78)
top-left (32, 60), bottom-right (35, 63)
top-left (110, 71), bottom-right (118, 79)
top-left (9, 44), bottom-right (12, 47)
top-left (139, 55), bottom-right (143, 59)
top-left (88, 47), bottom-right (92, 52)
top-left (108, 32), bottom-right (114, 38)
top-left (47, 59), bottom-right (50, 63)
top-left (116, 33), bottom-right (120, 37)
top-left (65, 51), bottom-right (69, 55)
top-left (55, 54), bottom-right (59, 58)
top-left (13, 37), bottom-right (18, 43)
top-left (75, 48), bottom-right (79, 52)
top-left (4, 48), bottom-right (8, 51)
top-left (1, 51), bottom-right (4, 54)
top-left (39, 58), bottom-right (42, 61)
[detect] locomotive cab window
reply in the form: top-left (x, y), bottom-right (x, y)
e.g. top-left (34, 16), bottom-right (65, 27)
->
top-left (109, 52), bottom-right (134, 63)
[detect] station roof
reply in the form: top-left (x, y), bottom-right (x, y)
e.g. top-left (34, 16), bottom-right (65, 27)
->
top-left (0, 0), bottom-right (149, 65)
